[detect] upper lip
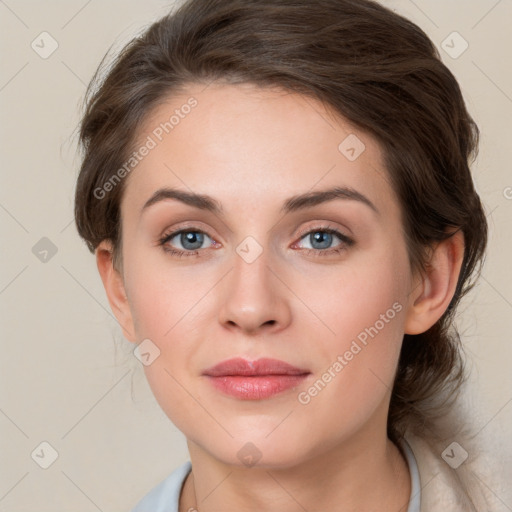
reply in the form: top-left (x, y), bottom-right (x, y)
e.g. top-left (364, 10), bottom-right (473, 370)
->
top-left (202, 357), bottom-right (310, 377)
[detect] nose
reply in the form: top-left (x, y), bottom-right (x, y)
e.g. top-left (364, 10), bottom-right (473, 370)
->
top-left (218, 245), bottom-right (292, 335)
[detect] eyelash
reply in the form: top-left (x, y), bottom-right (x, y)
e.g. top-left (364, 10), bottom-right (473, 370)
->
top-left (157, 224), bottom-right (354, 259)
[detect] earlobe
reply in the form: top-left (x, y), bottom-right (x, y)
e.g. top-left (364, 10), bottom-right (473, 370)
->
top-left (95, 240), bottom-right (136, 342)
top-left (405, 230), bottom-right (465, 335)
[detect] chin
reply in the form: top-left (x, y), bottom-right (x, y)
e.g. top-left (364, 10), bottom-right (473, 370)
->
top-left (193, 425), bottom-right (317, 469)
top-left (218, 444), bottom-right (308, 470)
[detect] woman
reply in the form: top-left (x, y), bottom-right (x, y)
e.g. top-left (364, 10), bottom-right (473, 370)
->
top-left (74, 0), bottom-right (490, 510)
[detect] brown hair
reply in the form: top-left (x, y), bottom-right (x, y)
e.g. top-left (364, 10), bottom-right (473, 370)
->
top-left (74, 0), bottom-right (487, 443)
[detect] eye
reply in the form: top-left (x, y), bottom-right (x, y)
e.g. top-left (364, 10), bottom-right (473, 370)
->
top-left (158, 229), bottom-right (217, 257)
top-left (294, 226), bottom-right (354, 256)
top-left (157, 225), bottom-right (354, 258)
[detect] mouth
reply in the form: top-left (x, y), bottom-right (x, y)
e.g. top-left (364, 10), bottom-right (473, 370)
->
top-left (202, 357), bottom-right (311, 400)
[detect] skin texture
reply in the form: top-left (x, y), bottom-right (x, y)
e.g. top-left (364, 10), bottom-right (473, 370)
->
top-left (96, 82), bottom-right (464, 511)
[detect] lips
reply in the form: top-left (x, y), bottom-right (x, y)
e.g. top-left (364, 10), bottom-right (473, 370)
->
top-left (203, 357), bottom-right (310, 377)
top-left (202, 358), bottom-right (311, 400)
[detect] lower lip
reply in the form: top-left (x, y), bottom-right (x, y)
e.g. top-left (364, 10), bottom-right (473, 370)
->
top-left (205, 375), bottom-right (309, 400)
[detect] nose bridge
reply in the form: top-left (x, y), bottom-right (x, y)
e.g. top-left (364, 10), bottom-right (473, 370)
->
top-left (218, 236), bottom-right (291, 333)
top-left (233, 239), bottom-right (273, 292)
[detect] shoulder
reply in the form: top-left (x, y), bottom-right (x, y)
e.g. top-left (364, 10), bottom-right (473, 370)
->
top-left (404, 431), bottom-right (490, 511)
top-left (130, 460), bottom-right (192, 512)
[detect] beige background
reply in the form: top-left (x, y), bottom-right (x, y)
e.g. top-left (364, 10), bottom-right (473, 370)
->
top-left (1, 0), bottom-right (511, 510)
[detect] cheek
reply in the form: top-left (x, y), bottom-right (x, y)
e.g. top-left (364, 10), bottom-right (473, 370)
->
top-left (124, 259), bottom-right (209, 432)
top-left (297, 243), bottom-right (408, 347)
top-left (123, 251), bottom-right (203, 340)
top-left (297, 244), bottom-right (409, 402)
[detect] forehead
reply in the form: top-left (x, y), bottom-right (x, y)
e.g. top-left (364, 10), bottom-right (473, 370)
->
top-left (121, 82), bottom-right (397, 219)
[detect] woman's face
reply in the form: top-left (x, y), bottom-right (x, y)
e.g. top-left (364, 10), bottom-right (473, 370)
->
top-left (114, 82), bottom-right (419, 467)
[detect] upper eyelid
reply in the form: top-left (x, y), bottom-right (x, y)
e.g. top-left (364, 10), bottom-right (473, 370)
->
top-left (161, 224), bottom-right (352, 247)
top-left (295, 223), bottom-right (350, 238)
top-left (161, 224), bottom-right (347, 237)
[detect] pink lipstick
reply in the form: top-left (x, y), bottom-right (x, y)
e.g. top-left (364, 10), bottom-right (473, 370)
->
top-left (202, 357), bottom-right (311, 400)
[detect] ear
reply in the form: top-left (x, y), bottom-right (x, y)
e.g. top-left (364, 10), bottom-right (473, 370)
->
top-left (95, 240), bottom-right (136, 342)
top-left (404, 230), bottom-right (465, 335)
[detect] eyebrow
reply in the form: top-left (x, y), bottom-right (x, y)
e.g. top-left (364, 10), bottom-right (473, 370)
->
top-left (282, 186), bottom-right (379, 215)
top-left (141, 186), bottom-right (379, 216)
